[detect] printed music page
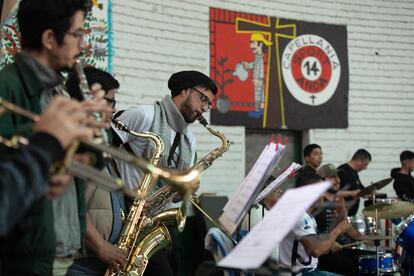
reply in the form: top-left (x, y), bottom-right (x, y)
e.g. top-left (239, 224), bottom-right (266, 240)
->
top-left (255, 162), bottom-right (302, 204)
top-left (218, 181), bottom-right (330, 270)
top-left (220, 142), bottom-right (284, 234)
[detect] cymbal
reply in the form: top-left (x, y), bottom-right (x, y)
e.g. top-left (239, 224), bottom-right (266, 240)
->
top-left (358, 178), bottom-right (393, 197)
top-left (363, 200), bottom-right (414, 219)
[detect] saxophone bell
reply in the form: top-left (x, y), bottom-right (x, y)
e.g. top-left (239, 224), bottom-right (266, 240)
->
top-left (151, 202), bottom-right (187, 232)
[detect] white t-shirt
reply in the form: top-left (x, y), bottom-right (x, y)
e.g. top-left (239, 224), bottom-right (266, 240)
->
top-left (111, 105), bottom-right (196, 191)
top-left (279, 212), bottom-right (318, 274)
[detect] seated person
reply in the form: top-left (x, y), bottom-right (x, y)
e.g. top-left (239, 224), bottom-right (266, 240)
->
top-left (264, 178), bottom-right (351, 276)
top-left (315, 164), bottom-right (365, 276)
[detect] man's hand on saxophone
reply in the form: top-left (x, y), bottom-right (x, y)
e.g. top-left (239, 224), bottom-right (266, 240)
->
top-left (85, 214), bottom-right (128, 272)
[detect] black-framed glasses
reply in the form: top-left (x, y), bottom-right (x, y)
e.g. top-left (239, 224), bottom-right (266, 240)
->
top-left (104, 97), bottom-right (116, 108)
top-left (66, 30), bottom-right (85, 42)
top-left (192, 87), bottom-right (212, 109)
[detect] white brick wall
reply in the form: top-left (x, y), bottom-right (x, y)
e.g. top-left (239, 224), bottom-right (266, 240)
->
top-left (111, 0), bottom-right (414, 200)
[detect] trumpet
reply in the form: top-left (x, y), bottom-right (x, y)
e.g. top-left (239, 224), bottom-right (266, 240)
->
top-left (0, 134), bottom-right (129, 194)
top-left (0, 97), bottom-right (200, 195)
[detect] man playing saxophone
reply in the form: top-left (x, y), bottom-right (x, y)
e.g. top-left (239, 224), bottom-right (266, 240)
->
top-left (112, 70), bottom-right (217, 276)
top-left (65, 67), bottom-right (129, 275)
top-left (0, 0), bottom-right (112, 275)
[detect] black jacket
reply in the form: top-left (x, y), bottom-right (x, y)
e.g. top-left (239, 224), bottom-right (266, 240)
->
top-left (391, 168), bottom-right (414, 203)
top-left (338, 163), bottom-right (364, 216)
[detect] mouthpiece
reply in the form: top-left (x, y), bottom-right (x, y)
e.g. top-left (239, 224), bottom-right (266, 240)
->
top-left (112, 118), bottom-right (129, 132)
top-left (197, 116), bottom-right (208, 127)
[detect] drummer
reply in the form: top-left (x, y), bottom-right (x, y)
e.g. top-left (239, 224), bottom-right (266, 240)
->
top-left (314, 164), bottom-right (365, 276)
top-left (338, 149), bottom-right (372, 216)
top-left (314, 164), bottom-right (361, 231)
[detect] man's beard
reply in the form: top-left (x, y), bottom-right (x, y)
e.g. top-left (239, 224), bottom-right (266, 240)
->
top-left (181, 98), bottom-right (197, 123)
top-left (52, 50), bottom-right (80, 73)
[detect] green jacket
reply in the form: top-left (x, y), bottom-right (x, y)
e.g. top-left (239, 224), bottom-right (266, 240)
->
top-left (0, 54), bottom-right (86, 275)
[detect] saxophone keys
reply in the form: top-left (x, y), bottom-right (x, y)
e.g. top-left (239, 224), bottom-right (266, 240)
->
top-left (120, 209), bottom-right (126, 223)
top-left (141, 217), bottom-right (153, 228)
top-left (129, 256), bottom-right (147, 276)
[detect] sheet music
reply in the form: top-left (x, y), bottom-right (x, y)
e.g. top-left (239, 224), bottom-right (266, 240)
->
top-left (254, 162), bottom-right (302, 205)
top-left (223, 144), bottom-right (271, 214)
top-left (218, 181), bottom-right (330, 270)
top-left (220, 142), bottom-right (285, 234)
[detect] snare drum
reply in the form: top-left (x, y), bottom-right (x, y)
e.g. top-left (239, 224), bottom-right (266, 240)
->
top-left (358, 252), bottom-right (399, 274)
top-left (395, 214), bottom-right (414, 255)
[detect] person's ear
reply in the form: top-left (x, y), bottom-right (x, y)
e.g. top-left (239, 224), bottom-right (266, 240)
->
top-left (41, 29), bottom-right (55, 50)
top-left (181, 88), bottom-right (191, 97)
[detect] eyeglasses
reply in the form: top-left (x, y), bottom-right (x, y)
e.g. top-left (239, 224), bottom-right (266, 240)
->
top-left (192, 87), bottom-right (212, 109)
top-left (66, 30), bottom-right (85, 42)
top-left (104, 97), bottom-right (116, 108)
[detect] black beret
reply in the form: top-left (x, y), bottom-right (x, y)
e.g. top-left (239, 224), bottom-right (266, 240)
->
top-left (168, 70), bottom-right (218, 97)
top-left (84, 67), bottom-right (119, 93)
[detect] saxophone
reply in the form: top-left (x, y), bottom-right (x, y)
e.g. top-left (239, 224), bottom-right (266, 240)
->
top-left (107, 118), bottom-right (187, 276)
top-left (144, 115), bottom-right (231, 217)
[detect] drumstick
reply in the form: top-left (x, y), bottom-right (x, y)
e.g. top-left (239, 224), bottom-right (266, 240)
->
top-left (342, 236), bottom-right (391, 248)
top-left (341, 241), bottom-right (365, 248)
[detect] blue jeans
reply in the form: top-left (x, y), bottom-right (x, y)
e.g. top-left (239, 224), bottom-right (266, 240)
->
top-left (66, 257), bottom-right (107, 276)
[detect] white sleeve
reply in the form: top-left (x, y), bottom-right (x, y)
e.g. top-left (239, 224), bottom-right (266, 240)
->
top-left (292, 213), bottom-right (317, 239)
top-left (111, 106), bottom-right (153, 144)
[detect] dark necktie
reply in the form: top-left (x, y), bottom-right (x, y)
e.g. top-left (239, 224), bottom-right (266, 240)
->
top-left (167, 132), bottom-right (181, 167)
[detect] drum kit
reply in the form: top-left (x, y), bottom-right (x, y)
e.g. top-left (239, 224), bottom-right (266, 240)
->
top-left (344, 177), bottom-right (414, 275)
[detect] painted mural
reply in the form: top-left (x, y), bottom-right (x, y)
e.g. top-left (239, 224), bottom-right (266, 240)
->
top-left (210, 8), bottom-right (348, 130)
top-left (0, 0), bottom-right (112, 71)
